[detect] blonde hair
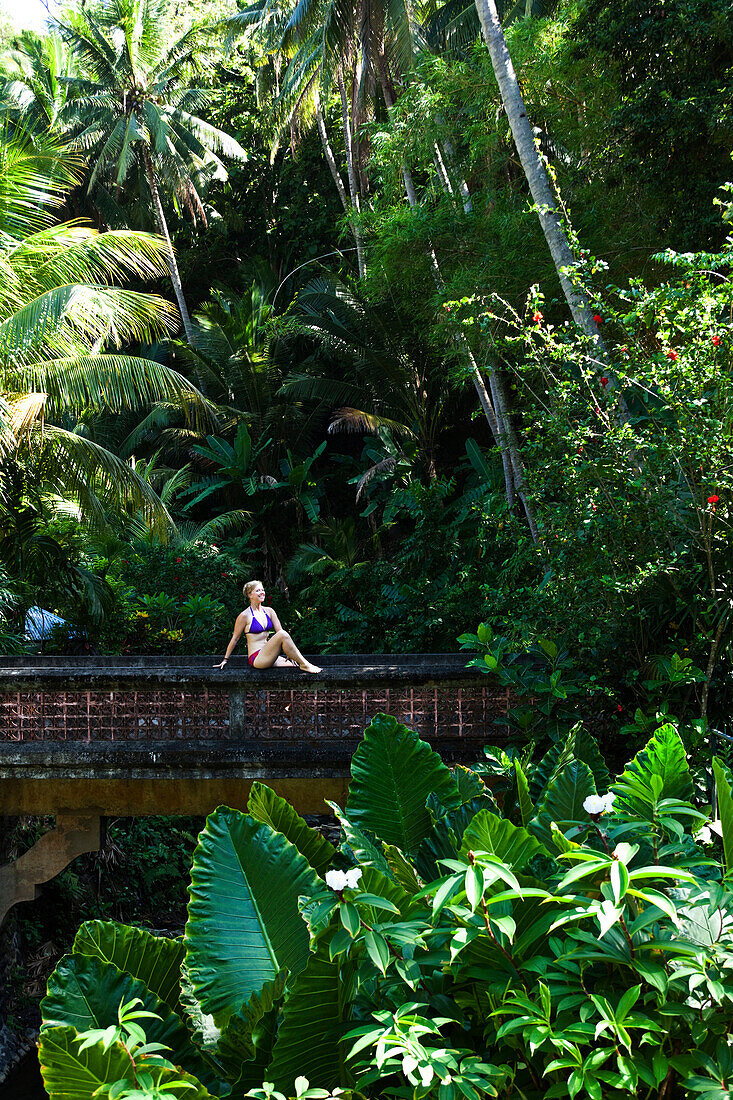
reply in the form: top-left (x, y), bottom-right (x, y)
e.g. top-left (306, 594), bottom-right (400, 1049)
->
top-left (243, 579), bottom-right (263, 601)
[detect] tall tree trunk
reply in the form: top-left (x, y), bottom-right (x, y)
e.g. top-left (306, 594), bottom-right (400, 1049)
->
top-left (315, 92), bottom-right (349, 212)
top-left (141, 146), bottom-right (195, 345)
top-left (433, 141), bottom-right (456, 204)
top-left (336, 73), bottom-right (367, 278)
top-left (434, 114), bottom-right (473, 214)
top-left (474, 0), bottom-right (605, 354)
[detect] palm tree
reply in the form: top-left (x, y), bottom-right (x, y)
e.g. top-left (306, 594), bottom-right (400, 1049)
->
top-left (52, 0), bottom-right (247, 343)
top-left (0, 128), bottom-right (211, 536)
top-left (279, 276), bottom-right (455, 481)
top-left (1, 30), bottom-right (77, 133)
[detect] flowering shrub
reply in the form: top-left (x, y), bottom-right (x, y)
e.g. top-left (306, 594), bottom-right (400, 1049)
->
top-left (39, 715), bottom-right (733, 1100)
top-left (442, 198), bottom-right (733, 727)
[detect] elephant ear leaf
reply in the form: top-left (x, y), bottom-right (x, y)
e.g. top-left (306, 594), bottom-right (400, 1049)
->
top-left (461, 809), bottom-right (549, 870)
top-left (39, 1025), bottom-right (217, 1100)
top-left (530, 760), bottom-right (596, 846)
top-left (215, 972), bottom-right (287, 1095)
top-left (515, 760), bottom-right (533, 827)
top-left (614, 723), bottom-right (693, 813)
top-left (185, 807), bottom-right (321, 1025)
top-left (346, 713), bottom-right (460, 851)
top-left (248, 782), bottom-right (335, 875)
top-left (327, 800), bottom-right (395, 880)
top-left (72, 920), bottom-right (184, 1014)
top-left (41, 954), bottom-right (219, 1093)
top-left (267, 947), bottom-right (350, 1092)
top-left (574, 729), bottom-right (611, 794)
top-left (713, 757), bottom-right (733, 875)
top-left (529, 729), bottom-right (577, 804)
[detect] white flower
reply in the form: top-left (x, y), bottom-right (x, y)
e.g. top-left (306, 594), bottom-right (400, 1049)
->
top-left (419, 1066), bottom-right (434, 1087)
top-left (325, 867), bottom-right (362, 892)
top-left (325, 869), bottom-right (348, 892)
top-left (583, 792), bottom-right (616, 816)
top-left (583, 794), bottom-right (606, 815)
top-left (402, 1056), bottom-right (418, 1076)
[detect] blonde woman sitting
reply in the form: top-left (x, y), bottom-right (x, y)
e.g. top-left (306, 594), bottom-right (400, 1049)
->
top-left (216, 579), bottom-right (321, 673)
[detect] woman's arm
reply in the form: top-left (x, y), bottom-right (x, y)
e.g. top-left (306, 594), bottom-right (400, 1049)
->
top-left (215, 611), bottom-right (250, 668)
top-left (269, 607), bottom-right (283, 632)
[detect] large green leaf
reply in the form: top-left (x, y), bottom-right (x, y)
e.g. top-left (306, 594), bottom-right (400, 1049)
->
top-left (416, 792), bottom-right (495, 881)
top-left (39, 1025), bottom-right (131, 1100)
top-left (185, 807), bottom-right (321, 1024)
top-left (531, 760), bottom-right (597, 845)
top-left (72, 920), bottom-right (184, 1013)
top-left (248, 782), bottom-right (335, 875)
top-left (529, 729), bottom-right (578, 804)
top-left (614, 723), bottom-right (693, 811)
top-left (215, 973), bottom-right (287, 1097)
top-left (574, 730), bottom-right (611, 794)
top-left (267, 947), bottom-right (350, 1092)
top-left (346, 713), bottom-right (460, 851)
top-left (327, 800), bottom-right (395, 880)
top-left (358, 864), bottom-right (414, 919)
top-left (461, 809), bottom-right (549, 869)
top-left (713, 757), bottom-right (733, 874)
top-left (515, 761), bottom-right (533, 826)
top-left (41, 954), bottom-right (218, 1091)
top-left (39, 1025), bottom-right (217, 1100)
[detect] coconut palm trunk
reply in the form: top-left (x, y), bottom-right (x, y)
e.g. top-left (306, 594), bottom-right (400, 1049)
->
top-left (315, 91), bottom-right (350, 213)
top-left (336, 73), bottom-right (367, 278)
top-left (141, 146), bottom-right (195, 344)
top-left (474, 0), bottom-right (605, 354)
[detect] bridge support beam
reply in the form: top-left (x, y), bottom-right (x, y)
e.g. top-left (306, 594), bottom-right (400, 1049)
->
top-left (0, 814), bottom-right (101, 927)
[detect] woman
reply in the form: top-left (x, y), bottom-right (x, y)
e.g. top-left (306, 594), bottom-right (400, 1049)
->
top-left (216, 579), bottom-right (321, 673)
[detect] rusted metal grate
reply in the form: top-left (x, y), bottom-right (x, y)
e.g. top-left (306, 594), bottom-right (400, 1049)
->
top-left (0, 689), bottom-right (230, 741)
top-left (0, 684), bottom-right (508, 743)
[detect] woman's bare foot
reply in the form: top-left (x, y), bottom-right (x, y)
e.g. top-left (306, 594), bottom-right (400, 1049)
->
top-left (300, 662), bottom-right (322, 674)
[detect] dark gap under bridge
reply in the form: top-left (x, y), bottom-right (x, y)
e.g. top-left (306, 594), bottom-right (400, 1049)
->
top-left (0, 654), bottom-right (508, 922)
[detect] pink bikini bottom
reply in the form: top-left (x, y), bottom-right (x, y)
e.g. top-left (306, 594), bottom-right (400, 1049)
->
top-left (249, 651), bottom-right (261, 667)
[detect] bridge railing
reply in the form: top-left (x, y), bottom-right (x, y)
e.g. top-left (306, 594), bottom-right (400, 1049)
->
top-left (0, 655), bottom-right (509, 817)
top-left (0, 654), bottom-right (507, 749)
top-left (0, 655), bottom-right (508, 919)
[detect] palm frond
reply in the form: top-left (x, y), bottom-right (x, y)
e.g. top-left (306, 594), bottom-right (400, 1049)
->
top-left (35, 424), bottom-right (174, 538)
top-left (329, 407), bottom-right (417, 438)
top-left (8, 354), bottom-right (214, 430)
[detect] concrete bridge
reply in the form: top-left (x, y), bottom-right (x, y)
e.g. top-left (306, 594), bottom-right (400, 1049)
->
top-left (0, 654), bottom-right (507, 922)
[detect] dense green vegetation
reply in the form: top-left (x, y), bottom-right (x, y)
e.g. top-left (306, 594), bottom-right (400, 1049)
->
top-left (36, 716), bottom-right (733, 1100)
top-left (2, 0), bottom-right (733, 1093)
top-left (0, 0), bottom-right (730, 724)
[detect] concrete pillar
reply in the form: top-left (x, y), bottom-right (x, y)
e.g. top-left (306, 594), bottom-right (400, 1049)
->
top-left (0, 815), bottom-right (101, 927)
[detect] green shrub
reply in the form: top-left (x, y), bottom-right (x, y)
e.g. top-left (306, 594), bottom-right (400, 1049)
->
top-left (37, 716), bottom-right (733, 1100)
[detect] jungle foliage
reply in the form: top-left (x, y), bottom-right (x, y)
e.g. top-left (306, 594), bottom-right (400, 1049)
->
top-left (37, 715), bottom-right (733, 1100)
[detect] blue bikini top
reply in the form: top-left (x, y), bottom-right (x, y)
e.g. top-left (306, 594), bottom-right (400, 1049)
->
top-left (249, 608), bottom-right (273, 634)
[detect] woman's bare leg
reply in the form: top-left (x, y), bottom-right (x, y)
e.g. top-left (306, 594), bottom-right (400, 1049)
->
top-left (252, 630), bottom-right (321, 673)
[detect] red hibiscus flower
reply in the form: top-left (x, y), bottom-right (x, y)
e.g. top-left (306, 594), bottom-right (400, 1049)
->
top-left (532, 311), bottom-right (543, 324)
top-left (712, 334), bottom-right (721, 347)
top-left (666, 349), bottom-right (679, 361)
top-left (593, 314), bottom-right (603, 324)
top-left (708, 495), bottom-right (720, 504)
top-left (600, 377), bottom-right (609, 387)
